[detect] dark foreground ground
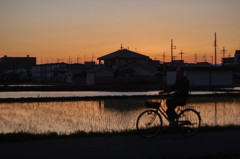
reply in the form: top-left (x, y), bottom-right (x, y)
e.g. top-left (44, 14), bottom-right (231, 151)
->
top-left (0, 130), bottom-right (240, 159)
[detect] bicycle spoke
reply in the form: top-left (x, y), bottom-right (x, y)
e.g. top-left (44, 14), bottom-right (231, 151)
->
top-left (177, 109), bottom-right (201, 136)
top-left (136, 110), bottom-right (162, 138)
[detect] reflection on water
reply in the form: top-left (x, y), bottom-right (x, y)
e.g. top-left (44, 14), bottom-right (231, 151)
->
top-left (0, 91), bottom-right (159, 98)
top-left (0, 97), bottom-right (239, 134)
top-left (1, 90), bottom-right (240, 98)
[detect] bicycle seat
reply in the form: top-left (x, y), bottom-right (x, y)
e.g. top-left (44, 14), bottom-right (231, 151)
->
top-left (145, 101), bottom-right (160, 109)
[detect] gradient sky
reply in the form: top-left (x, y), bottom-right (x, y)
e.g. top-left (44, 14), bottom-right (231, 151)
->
top-left (1, 0), bottom-right (240, 64)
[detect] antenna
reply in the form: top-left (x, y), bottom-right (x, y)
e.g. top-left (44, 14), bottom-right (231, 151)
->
top-left (179, 50), bottom-right (184, 61)
top-left (171, 39), bottom-right (176, 62)
top-left (120, 44), bottom-right (123, 50)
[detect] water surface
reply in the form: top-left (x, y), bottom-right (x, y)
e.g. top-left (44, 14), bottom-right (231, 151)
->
top-left (0, 96), bottom-right (239, 134)
top-left (0, 90), bottom-right (240, 98)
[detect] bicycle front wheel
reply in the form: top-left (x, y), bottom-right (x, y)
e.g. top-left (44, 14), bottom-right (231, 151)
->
top-left (136, 110), bottom-right (162, 138)
top-left (177, 109), bottom-right (201, 136)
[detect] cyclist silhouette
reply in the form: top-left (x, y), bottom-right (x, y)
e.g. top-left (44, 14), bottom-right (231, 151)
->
top-left (162, 66), bottom-right (189, 123)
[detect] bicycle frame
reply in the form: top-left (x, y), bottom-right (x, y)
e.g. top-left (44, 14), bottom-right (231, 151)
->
top-left (157, 106), bottom-right (169, 122)
top-left (152, 99), bottom-right (186, 124)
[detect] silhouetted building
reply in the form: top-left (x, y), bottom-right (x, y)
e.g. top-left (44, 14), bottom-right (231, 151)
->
top-left (167, 65), bottom-right (233, 86)
top-left (0, 55), bottom-right (36, 70)
top-left (98, 49), bottom-right (150, 69)
top-left (170, 60), bottom-right (184, 65)
top-left (86, 65), bottom-right (114, 85)
top-left (235, 50), bottom-right (240, 64)
top-left (84, 61), bottom-right (96, 66)
top-left (222, 57), bottom-right (235, 65)
top-left (222, 50), bottom-right (240, 65)
top-left (32, 63), bottom-right (72, 82)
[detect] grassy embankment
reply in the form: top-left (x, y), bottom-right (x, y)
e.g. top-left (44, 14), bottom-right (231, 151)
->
top-left (1, 126), bottom-right (240, 142)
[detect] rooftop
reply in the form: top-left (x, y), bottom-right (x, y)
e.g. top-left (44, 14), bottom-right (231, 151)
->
top-left (98, 49), bottom-right (149, 60)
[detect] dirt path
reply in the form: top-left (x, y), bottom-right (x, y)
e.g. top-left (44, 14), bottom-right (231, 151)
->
top-left (0, 130), bottom-right (240, 159)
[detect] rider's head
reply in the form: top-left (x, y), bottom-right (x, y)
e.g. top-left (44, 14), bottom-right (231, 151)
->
top-left (176, 66), bottom-right (185, 78)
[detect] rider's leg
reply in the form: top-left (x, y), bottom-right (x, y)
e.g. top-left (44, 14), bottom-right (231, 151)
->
top-left (166, 99), bottom-right (178, 122)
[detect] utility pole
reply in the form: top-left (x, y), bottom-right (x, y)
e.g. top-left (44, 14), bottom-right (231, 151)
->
top-left (162, 52), bottom-right (165, 63)
top-left (194, 53), bottom-right (198, 63)
top-left (214, 32), bottom-right (217, 66)
top-left (203, 55), bottom-right (207, 62)
top-left (171, 39), bottom-right (176, 62)
top-left (222, 47), bottom-right (226, 59)
top-left (211, 56), bottom-right (213, 64)
top-left (68, 56), bottom-right (71, 64)
top-left (179, 50), bottom-right (184, 61)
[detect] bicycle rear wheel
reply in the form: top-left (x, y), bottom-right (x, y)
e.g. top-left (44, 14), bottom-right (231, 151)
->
top-left (136, 110), bottom-right (162, 138)
top-left (177, 109), bottom-right (201, 136)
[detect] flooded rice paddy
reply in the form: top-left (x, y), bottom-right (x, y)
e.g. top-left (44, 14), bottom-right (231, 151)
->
top-left (0, 95), bottom-right (239, 134)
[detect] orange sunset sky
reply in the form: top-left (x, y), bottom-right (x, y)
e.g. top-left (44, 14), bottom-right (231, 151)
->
top-left (1, 0), bottom-right (240, 64)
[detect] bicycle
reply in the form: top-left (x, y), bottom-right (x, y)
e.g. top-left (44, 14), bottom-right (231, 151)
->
top-left (136, 96), bottom-right (201, 138)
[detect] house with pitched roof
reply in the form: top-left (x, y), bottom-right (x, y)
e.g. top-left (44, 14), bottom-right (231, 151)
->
top-left (98, 48), bottom-right (150, 69)
top-left (97, 48), bottom-right (155, 76)
top-left (84, 48), bottom-right (157, 84)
